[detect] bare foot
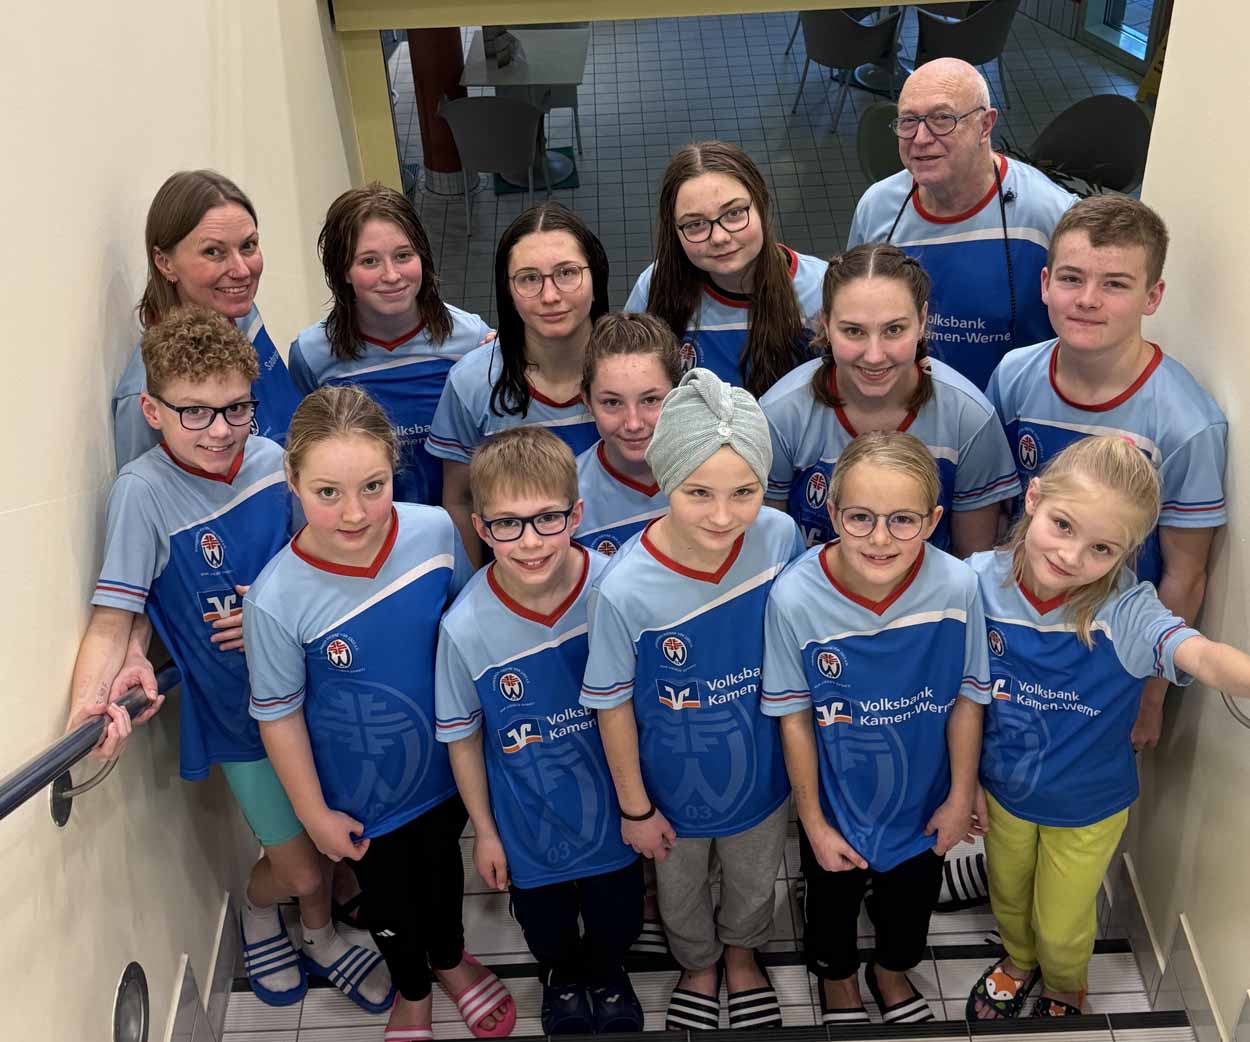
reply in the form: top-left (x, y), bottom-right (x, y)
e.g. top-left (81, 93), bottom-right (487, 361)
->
top-left (723, 946), bottom-right (767, 992)
top-left (872, 965), bottom-right (915, 1007)
top-left (1037, 988), bottom-right (1083, 1014)
top-left (436, 957), bottom-right (508, 1030)
top-left (679, 964), bottom-right (719, 1000)
top-left (822, 974), bottom-right (862, 1011)
top-left (389, 994), bottom-right (432, 1033)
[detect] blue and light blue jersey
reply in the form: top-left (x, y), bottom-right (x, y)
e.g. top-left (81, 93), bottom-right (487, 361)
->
top-left (971, 550), bottom-right (1197, 827)
top-left (986, 340), bottom-right (1228, 586)
top-left (849, 157), bottom-right (1075, 390)
top-left (92, 437), bottom-right (294, 779)
top-left (573, 441), bottom-right (669, 557)
top-left (761, 357), bottom-right (1019, 550)
top-left (625, 247), bottom-right (827, 388)
top-left (288, 307), bottom-right (489, 506)
top-left (426, 343), bottom-right (598, 465)
top-left (761, 544), bottom-right (991, 870)
top-left (580, 508), bottom-right (804, 838)
top-left (245, 504), bottom-right (472, 838)
top-left (435, 548), bottom-right (636, 888)
top-left (112, 306), bottom-right (302, 470)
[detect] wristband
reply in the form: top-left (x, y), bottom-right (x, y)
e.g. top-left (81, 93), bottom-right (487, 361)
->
top-left (620, 802), bottom-right (656, 822)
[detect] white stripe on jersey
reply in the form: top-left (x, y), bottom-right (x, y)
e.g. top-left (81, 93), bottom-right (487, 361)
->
top-left (798, 607), bottom-right (968, 650)
top-left (169, 471), bottom-right (287, 537)
top-left (635, 563), bottom-right (786, 641)
top-left (694, 319), bottom-right (750, 331)
top-left (1017, 415), bottom-right (1162, 464)
top-left (471, 622), bottom-right (589, 681)
top-left (985, 613), bottom-right (1112, 639)
top-left (314, 554), bottom-right (455, 639)
top-left (245, 310), bottom-right (263, 341)
top-left (540, 411), bottom-right (595, 430)
top-left (577, 507), bottom-right (669, 538)
top-left (346, 353), bottom-right (467, 379)
top-left (894, 225), bottom-right (1052, 251)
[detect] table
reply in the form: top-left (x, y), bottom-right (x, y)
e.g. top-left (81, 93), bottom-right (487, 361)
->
top-left (460, 27), bottom-right (591, 189)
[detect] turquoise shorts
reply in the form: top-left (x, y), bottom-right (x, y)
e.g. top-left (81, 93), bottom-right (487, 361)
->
top-left (219, 758), bottom-right (305, 848)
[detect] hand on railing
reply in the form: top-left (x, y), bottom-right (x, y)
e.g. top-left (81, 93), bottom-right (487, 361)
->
top-left (65, 654), bottom-right (164, 762)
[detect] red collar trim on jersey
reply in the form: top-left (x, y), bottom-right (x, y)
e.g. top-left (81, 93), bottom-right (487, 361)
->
top-left (160, 441), bottom-right (244, 484)
top-left (829, 368), bottom-right (920, 436)
top-left (641, 518), bottom-right (743, 584)
top-left (488, 544), bottom-right (589, 627)
top-left (820, 542), bottom-right (925, 616)
top-left (360, 318), bottom-right (426, 351)
top-left (598, 441), bottom-right (660, 497)
top-left (701, 245), bottom-right (798, 309)
top-left (912, 155), bottom-right (1009, 225)
top-left (291, 507), bottom-right (399, 578)
top-left (1018, 575), bottom-right (1068, 616)
top-left (527, 382), bottom-right (583, 408)
top-left (1048, 341), bottom-right (1163, 413)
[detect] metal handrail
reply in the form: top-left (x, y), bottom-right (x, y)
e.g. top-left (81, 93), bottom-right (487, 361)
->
top-left (0, 665), bottom-right (180, 822)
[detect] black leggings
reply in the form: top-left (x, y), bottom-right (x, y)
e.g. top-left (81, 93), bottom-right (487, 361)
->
top-left (350, 794), bottom-right (469, 1001)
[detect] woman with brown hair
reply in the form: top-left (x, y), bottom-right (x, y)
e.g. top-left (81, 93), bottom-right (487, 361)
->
top-left (626, 140), bottom-right (826, 399)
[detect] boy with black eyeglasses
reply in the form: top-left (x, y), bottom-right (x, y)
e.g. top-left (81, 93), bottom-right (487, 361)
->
top-left (435, 426), bottom-right (645, 1036)
top-left (67, 304), bottom-right (393, 1013)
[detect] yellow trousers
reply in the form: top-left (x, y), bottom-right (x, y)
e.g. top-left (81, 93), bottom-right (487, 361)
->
top-left (984, 792), bottom-right (1128, 994)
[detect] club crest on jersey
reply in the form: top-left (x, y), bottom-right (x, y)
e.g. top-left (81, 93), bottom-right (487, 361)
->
top-left (660, 634), bottom-right (689, 667)
top-left (1017, 430), bottom-right (1039, 472)
top-left (199, 530), bottom-right (224, 568)
top-left (988, 628), bottom-right (1006, 657)
top-left (815, 648), bottom-right (845, 681)
top-left (805, 470), bottom-right (829, 511)
top-left (678, 338), bottom-right (698, 373)
top-left (498, 671), bottom-right (525, 702)
top-left (326, 637), bottom-right (353, 669)
top-left (815, 701), bottom-right (853, 727)
top-left (658, 682), bottom-right (701, 711)
top-left (499, 719), bottom-right (543, 754)
top-left (594, 536), bottom-right (620, 557)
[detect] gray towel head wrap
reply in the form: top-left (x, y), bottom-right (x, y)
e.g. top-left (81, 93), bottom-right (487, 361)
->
top-left (645, 367), bottom-right (773, 495)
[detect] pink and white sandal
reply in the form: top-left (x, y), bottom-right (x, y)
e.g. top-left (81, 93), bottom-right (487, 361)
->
top-left (385, 1030), bottom-right (432, 1042)
top-left (441, 952), bottom-right (516, 1038)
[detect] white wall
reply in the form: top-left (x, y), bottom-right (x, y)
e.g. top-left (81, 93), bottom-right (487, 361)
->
top-left (1135, 0), bottom-right (1250, 1034)
top-left (0, 2), bottom-right (356, 1035)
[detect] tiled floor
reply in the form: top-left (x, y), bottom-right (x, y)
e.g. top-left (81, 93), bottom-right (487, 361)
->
top-left (387, 10), bottom-right (1141, 327)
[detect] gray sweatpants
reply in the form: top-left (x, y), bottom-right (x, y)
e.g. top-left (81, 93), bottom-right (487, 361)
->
top-left (654, 799), bottom-right (789, 970)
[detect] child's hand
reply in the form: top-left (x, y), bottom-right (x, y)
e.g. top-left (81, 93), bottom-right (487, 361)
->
top-left (807, 820), bottom-right (868, 872)
top-left (66, 700), bottom-right (134, 762)
top-left (474, 833), bottom-right (510, 891)
top-left (210, 585), bottom-right (251, 652)
top-left (478, 329), bottom-right (497, 346)
top-left (109, 655), bottom-right (165, 727)
top-left (622, 809), bottom-right (677, 862)
top-left (926, 796), bottom-right (973, 856)
top-left (965, 785), bottom-right (990, 842)
top-left (307, 808), bottom-right (370, 862)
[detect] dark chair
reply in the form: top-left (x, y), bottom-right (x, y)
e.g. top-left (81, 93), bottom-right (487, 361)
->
top-left (791, 9), bottom-right (903, 131)
top-left (915, 0), bottom-right (1021, 109)
top-left (857, 102), bottom-right (906, 183)
top-left (1030, 94), bottom-right (1152, 194)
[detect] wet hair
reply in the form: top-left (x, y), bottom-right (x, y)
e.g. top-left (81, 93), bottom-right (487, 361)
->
top-left (469, 426), bottom-right (579, 516)
top-left (317, 183), bottom-right (452, 361)
top-left (812, 244), bottom-right (934, 414)
top-left (1004, 435), bottom-right (1161, 648)
top-left (141, 305), bottom-right (258, 397)
top-left (492, 203), bottom-right (610, 417)
top-left (138, 171), bottom-right (258, 329)
top-left (827, 430), bottom-right (941, 515)
top-left (648, 141), bottom-right (809, 399)
top-left (1048, 194), bottom-right (1169, 286)
top-left (285, 385), bottom-right (400, 481)
top-left (581, 312), bottom-right (684, 397)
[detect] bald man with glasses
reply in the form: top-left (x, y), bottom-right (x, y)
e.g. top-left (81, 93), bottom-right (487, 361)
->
top-left (849, 58), bottom-right (1075, 391)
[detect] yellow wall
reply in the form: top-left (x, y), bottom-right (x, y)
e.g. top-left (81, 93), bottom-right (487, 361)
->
top-left (1135, 0), bottom-right (1250, 1035)
top-left (0, 2), bottom-right (355, 1036)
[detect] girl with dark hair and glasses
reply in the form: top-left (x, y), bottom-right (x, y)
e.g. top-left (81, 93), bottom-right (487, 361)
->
top-left (626, 140), bottom-right (827, 399)
top-left (289, 183), bottom-right (492, 507)
top-left (429, 202), bottom-right (608, 563)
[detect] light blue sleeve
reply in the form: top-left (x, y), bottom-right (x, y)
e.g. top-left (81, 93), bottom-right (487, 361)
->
top-left (244, 598), bottom-right (309, 721)
top-left (427, 371), bottom-right (481, 464)
top-left (1107, 581), bottom-right (1200, 685)
top-left (624, 269), bottom-right (651, 312)
top-left (952, 410), bottom-right (1022, 510)
top-left (1158, 423), bottom-right (1229, 530)
top-left (112, 397), bottom-right (161, 472)
top-left (763, 403), bottom-right (799, 502)
top-left (760, 589), bottom-right (812, 717)
top-left (847, 200), bottom-right (868, 248)
top-left (449, 527), bottom-right (474, 599)
top-left (984, 361), bottom-right (1009, 426)
top-left (91, 475), bottom-right (166, 614)
top-left (959, 576), bottom-right (993, 704)
top-left (434, 619), bottom-right (484, 742)
top-left (786, 515), bottom-right (808, 561)
top-left (579, 587), bottom-right (637, 709)
top-left (286, 338), bottom-right (318, 395)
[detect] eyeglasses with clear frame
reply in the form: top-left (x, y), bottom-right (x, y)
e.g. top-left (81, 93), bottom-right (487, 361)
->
top-left (479, 507), bottom-right (575, 542)
top-left (152, 394), bottom-right (259, 431)
top-left (676, 205), bottom-right (752, 244)
top-left (835, 506), bottom-right (932, 541)
top-left (509, 264), bottom-right (590, 298)
top-left (889, 106), bottom-right (987, 139)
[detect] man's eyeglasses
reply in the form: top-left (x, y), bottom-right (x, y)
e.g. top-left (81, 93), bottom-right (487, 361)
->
top-left (480, 507), bottom-right (575, 542)
top-left (153, 394), bottom-right (259, 431)
top-left (836, 506), bottom-right (932, 541)
top-left (510, 265), bottom-right (590, 298)
top-left (677, 205), bottom-right (752, 244)
top-left (889, 106), bottom-right (987, 139)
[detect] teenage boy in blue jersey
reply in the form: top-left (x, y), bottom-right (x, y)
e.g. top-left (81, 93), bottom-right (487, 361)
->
top-left (436, 427), bottom-right (644, 1035)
